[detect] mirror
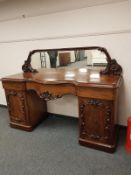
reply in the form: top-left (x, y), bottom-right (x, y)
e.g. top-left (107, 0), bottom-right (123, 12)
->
top-left (22, 47), bottom-right (122, 75)
top-left (31, 49), bottom-right (107, 70)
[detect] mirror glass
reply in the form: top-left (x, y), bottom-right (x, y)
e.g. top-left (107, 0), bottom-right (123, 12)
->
top-left (31, 49), bottom-right (107, 70)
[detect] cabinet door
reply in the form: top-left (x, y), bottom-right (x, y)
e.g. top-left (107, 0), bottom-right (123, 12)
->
top-left (79, 97), bottom-right (114, 144)
top-left (5, 90), bottom-right (28, 124)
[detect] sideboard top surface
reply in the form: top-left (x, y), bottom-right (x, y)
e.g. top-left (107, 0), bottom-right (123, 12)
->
top-left (2, 68), bottom-right (122, 88)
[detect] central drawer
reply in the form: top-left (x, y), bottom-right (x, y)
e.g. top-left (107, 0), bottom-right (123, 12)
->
top-left (26, 82), bottom-right (76, 99)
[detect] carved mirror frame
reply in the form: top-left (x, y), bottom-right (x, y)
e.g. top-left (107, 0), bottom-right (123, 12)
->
top-left (22, 46), bottom-right (122, 75)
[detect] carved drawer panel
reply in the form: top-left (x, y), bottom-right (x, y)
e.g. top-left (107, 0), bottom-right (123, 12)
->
top-left (5, 90), bottom-right (28, 124)
top-left (79, 97), bottom-right (114, 144)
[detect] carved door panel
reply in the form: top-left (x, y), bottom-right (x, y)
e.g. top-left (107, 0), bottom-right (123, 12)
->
top-left (79, 97), bottom-right (113, 144)
top-left (5, 90), bottom-right (28, 124)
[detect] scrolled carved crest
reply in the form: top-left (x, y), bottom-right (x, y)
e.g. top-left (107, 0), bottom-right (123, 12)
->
top-left (22, 51), bottom-right (38, 73)
top-left (100, 59), bottom-right (122, 75)
top-left (22, 60), bottom-right (37, 73)
top-left (98, 47), bottom-right (122, 75)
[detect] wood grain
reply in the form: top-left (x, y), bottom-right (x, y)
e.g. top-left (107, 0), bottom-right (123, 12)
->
top-left (1, 67), bottom-right (122, 152)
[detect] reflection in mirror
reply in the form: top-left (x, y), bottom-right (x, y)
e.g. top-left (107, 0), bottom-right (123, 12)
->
top-left (31, 49), bottom-right (107, 70)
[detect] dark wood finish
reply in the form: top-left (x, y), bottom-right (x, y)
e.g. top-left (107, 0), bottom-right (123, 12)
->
top-left (22, 46), bottom-right (122, 75)
top-left (100, 59), bottom-right (122, 75)
top-left (1, 67), bottom-right (122, 152)
top-left (22, 58), bottom-right (38, 73)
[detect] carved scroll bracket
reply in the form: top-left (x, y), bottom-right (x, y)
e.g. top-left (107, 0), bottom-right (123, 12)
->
top-left (22, 51), bottom-right (38, 73)
top-left (100, 59), bottom-right (122, 75)
top-left (39, 91), bottom-right (62, 101)
top-left (97, 47), bottom-right (122, 75)
top-left (22, 60), bottom-right (37, 73)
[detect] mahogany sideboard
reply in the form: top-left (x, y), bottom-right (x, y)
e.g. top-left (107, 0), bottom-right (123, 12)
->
top-left (1, 68), bottom-right (122, 153)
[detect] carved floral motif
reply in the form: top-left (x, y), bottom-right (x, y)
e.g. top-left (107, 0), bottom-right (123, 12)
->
top-left (39, 91), bottom-right (62, 101)
top-left (87, 99), bottom-right (103, 106)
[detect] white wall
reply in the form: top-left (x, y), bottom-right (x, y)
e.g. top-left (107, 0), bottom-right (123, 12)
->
top-left (0, 0), bottom-right (127, 22)
top-left (0, 0), bottom-right (131, 125)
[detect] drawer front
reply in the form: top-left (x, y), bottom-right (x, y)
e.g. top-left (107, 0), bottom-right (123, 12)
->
top-left (77, 86), bottom-right (116, 100)
top-left (26, 82), bottom-right (76, 100)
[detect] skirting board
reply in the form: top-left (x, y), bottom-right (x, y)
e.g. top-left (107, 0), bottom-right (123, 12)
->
top-left (0, 104), bottom-right (7, 108)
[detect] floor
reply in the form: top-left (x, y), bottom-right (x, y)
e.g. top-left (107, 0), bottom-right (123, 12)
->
top-left (0, 107), bottom-right (131, 175)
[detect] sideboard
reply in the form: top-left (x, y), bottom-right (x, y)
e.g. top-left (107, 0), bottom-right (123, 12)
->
top-left (1, 67), bottom-right (122, 153)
